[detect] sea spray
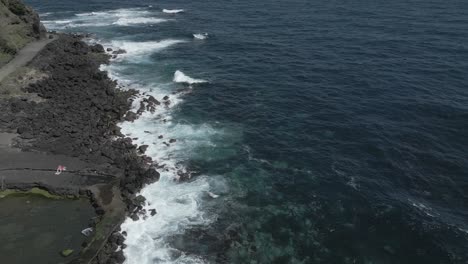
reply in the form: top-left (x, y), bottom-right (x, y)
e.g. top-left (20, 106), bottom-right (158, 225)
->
top-left (173, 70), bottom-right (207, 84)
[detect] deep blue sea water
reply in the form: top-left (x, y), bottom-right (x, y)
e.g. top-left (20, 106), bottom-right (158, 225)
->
top-left (26, 0), bottom-right (468, 263)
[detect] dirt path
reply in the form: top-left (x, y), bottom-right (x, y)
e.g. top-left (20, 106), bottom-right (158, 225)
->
top-left (0, 35), bottom-right (56, 83)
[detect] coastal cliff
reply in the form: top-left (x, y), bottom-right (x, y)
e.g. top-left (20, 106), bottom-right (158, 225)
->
top-left (0, 0), bottom-right (46, 66)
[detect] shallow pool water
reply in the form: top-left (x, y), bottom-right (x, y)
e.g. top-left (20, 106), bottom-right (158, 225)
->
top-left (0, 194), bottom-right (95, 264)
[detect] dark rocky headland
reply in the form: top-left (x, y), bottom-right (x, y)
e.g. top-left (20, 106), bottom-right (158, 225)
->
top-left (0, 1), bottom-right (159, 263)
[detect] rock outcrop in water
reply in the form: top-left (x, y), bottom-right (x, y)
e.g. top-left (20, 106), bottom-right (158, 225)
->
top-left (0, 0), bottom-right (46, 66)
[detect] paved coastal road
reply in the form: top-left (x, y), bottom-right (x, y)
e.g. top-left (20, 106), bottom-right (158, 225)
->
top-left (0, 35), bottom-right (56, 83)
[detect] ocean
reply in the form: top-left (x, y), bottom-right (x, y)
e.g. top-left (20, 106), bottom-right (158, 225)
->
top-left (26, 0), bottom-right (468, 263)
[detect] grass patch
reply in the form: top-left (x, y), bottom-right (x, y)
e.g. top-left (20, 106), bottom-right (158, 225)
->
top-left (0, 187), bottom-right (77, 199)
top-left (0, 52), bottom-right (13, 67)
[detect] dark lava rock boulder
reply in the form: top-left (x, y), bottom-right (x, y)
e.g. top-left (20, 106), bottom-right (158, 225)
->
top-left (112, 49), bottom-right (127, 55)
top-left (124, 111), bottom-right (138, 122)
top-left (149, 209), bottom-right (157, 216)
top-left (143, 168), bottom-right (160, 182)
top-left (134, 195), bottom-right (146, 207)
top-left (91, 44), bottom-right (105, 53)
top-left (138, 145), bottom-right (148, 154)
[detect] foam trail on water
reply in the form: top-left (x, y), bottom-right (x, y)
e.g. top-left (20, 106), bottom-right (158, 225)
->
top-left (42, 20), bottom-right (110, 28)
top-left (163, 9), bottom-right (185, 14)
top-left (43, 8), bottom-right (166, 29)
top-left (113, 17), bottom-right (168, 26)
top-left (193, 33), bottom-right (209, 40)
top-left (173, 70), bottom-right (207, 84)
top-left (110, 39), bottom-right (186, 60)
top-left (39, 12), bottom-right (53, 17)
top-left (76, 8), bottom-right (151, 17)
top-left (42, 19), bottom-right (73, 24)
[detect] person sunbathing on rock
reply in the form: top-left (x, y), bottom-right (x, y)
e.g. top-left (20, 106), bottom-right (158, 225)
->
top-left (55, 165), bottom-right (67, 175)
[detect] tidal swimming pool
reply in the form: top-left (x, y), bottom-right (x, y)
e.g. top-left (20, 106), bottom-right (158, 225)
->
top-left (0, 193), bottom-right (95, 264)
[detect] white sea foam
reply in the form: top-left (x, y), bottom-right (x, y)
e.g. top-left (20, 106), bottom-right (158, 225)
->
top-left (121, 176), bottom-right (211, 264)
top-left (44, 8), bottom-right (166, 29)
top-left (173, 70), bottom-right (207, 84)
top-left (110, 39), bottom-right (186, 61)
top-left (43, 20), bottom-right (110, 28)
top-left (76, 8), bottom-right (151, 18)
top-left (100, 54), bottom-right (222, 262)
top-left (39, 12), bottom-right (53, 17)
top-left (75, 11), bottom-right (109, 17)
top-left (409, 199), bottom-right (438, 218)
top-left (42, 19), bottom-right (73, 24)
top-left (193, 33), bottom-right (208, 40)
top-left (87, 12), bottom-right (220, 260)
top-left (113, 17), bottom-right (168, 26)
top-left (163, 9), bottom-right (185, 14)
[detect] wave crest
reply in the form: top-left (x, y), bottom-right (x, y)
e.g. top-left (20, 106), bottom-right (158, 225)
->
top-left (193, 33), bottom-right (209, 40)
top-left (113, 17), bottom-right (168, 26)
top-left (163, 9), bottom-right (185, 14)
top-left (173, 70), bottom-right (207, 84)
top-left (43, 8), bottom-right (167, 29)
top-left (111, 39), bottom-right (186, 57)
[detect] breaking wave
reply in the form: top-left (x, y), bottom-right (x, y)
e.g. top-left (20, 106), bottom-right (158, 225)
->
top-left (113, 17), bottom-right (168, 26)
top-left (110, 39), bottom-right (186, 59)
top-left (163, 9), bottom-right (185, 14)
top-left (43, 8), bottom-right (167, 29)
top-left (193, 33), bottom-right (208, 40)
top-left (173, 70), bottom-right (207, 84)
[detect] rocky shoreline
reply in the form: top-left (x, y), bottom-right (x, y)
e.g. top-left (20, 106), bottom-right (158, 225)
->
top-left (0, 34), bottom-right (159, 264)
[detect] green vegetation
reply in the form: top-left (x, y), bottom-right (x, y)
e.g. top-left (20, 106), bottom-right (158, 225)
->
top-left (0, 0), bottom-right (45, 67)
top-left (7, 0), bottom-right (27, 16)
top-left (0, 189), bottom-right (16, 198)
top-left (0, 52), bottom-right (13, 66)
top-left (60, 249), bottom-right (74, 257)
top-left (0, 187), bottom-right (77, 199)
